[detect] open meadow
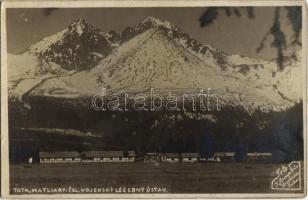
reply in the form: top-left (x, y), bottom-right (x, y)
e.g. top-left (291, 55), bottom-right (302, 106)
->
top-left (10, 162), bottom-right (305, 194)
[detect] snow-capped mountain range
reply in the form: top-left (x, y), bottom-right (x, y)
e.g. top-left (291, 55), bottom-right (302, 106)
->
top-left (8, 17), bottom-right (302, 111)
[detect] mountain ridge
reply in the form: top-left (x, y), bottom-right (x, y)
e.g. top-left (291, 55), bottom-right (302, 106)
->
top-left (8, 16), bottom-right (302, 112)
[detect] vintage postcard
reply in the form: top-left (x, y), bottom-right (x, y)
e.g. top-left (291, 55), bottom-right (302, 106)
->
top-left (1, 0), bottom-right (307, 198)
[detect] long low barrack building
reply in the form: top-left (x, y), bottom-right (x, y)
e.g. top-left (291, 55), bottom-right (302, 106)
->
top-left (82, 151), bottom-right (135, 162)
top-left (39, 151), bottom-right (135, 163)
top-left (39, 151), bottom-right (81, 163)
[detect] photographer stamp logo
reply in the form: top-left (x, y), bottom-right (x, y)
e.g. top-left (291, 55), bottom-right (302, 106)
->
top-left (271, 161), bottom-right (301, 190)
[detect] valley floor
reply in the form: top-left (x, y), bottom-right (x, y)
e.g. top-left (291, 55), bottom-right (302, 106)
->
top-left (10, 162), bottom-right (304, 194)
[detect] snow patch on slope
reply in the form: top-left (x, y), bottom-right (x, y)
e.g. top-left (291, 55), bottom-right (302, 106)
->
top-left (28, 29), bottom-right (67, 54)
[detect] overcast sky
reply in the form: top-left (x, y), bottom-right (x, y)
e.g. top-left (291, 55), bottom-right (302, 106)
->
top-left (6, 7), bottom-right (299, 60)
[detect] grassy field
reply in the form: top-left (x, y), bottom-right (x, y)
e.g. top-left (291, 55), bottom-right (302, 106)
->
top-left (10, 162), bottom-right (305, 194)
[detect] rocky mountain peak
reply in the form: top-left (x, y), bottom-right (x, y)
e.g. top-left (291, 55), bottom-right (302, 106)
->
top-left (29, 18), bottom-right (118, 72)
top-left (121, 16), bottom-right (177, 43)
top-left (67, 18), bottom-right (96, 36)
top-left (140, 16), bottom-right (176, 30)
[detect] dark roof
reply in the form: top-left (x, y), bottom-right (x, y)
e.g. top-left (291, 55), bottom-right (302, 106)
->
top-left (82, 151), bottom-right (124, 157)
top-left (165, 153), bottom-right (180, 158)
top-left (39, 151), bottom-right (80, 158)
top-left (181, 153), bottom-right (199, 158)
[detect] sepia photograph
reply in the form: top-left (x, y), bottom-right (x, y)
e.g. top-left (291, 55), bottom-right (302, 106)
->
top-left (1, 0), bottom-right (307, 198)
